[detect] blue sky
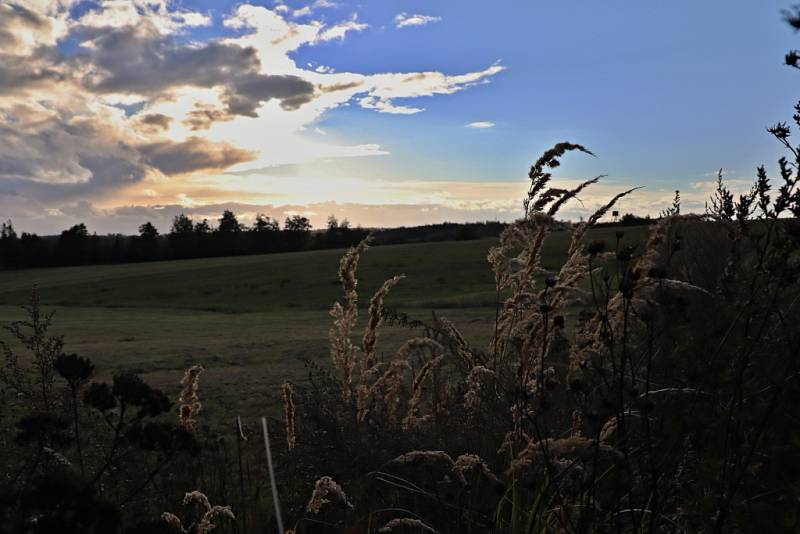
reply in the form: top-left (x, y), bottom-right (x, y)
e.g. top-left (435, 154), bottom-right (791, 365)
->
top-left (1, 0), bottom-right (798, 233)
top-left (295, 1), bottom-right (797, 183)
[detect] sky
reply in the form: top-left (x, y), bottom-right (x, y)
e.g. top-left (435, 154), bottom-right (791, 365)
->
top-left (0, 0), bottom-right (798, 234)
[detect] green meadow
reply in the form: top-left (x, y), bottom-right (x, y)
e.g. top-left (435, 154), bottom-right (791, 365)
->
top-left (0, 226), bottom-right (646, 423)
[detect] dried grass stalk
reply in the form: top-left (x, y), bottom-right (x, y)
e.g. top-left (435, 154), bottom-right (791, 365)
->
top-left (402, 355), bottom-right (444, 430)
top-left (362, 275), bottom-right (405, 369)
top-left (330, 237), bottom-right (372, 402)
top-left (178, 364), bottom-right (204, 430)
top-left (283, 381), bottom-right (296, 451)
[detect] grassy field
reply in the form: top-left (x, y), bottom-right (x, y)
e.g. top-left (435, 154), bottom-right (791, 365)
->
top-left (0, 226), bottom-right (647, 423)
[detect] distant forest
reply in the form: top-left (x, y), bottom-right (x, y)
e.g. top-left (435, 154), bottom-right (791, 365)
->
top-left (0, 210), bottom-right (653, 269)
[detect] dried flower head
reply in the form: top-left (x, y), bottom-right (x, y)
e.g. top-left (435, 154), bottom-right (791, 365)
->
top-left (181, 491), bottom-right (235, 534)
top-left (306, 476), bottom-right (353, 514)
top-left (338, 237), bottom-right (371, 304)
top-left (183, 490), bottom-right (211, 510)
top-left (178, 364), bottom-right (204, 430)
top-left (438, 318), bottom-right (475, 369)
top-left (454, 453), bottom-right (503, 486)
top-left (197, 505), bottom-right (235, 534)
top-left (161, 512), bottom-right (186, 533)
top-left (464, 365), bottom-right (495, 413)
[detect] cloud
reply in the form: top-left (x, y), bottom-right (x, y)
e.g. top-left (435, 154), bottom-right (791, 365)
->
top-left (182, 106), bottom-right (233, 131)
top-left (0, 107), bottom-right (149, 199)
top-left (292, 0), bottom-right (338, 19)
top-left (358, 96), bottom-right (423, 114)
top-left (223, 73), bottom-right (316, 116)
top-left (317, 14), bottom-right (368, 42)
top-left (394, 13), bottom-right (442, 28)
top-left (356, 64), bottom-right (505, 114)
top-left (0, 1), bottom-right (505, 226)
top-left (139, 137), bottom-right (257, 175)
top-left (140, 113), bottom-right (172, 130)
top-left (466, 121), bottom-right (495, 129)
top-left (74, 0), bottom-right (211, 35)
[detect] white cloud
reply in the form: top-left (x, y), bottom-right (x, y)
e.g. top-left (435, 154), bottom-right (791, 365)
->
top-left (0, 1), bottom-right (505, 225)
top-left (316, 14), bottom-right (367, 42)
top-left (466, 121), bottom-right (495, 129)
top-left (394, 12), bottom-right (442, 28)
top-left (292, 0), bottom-right (337, 18)
top-left (292, 6), bottom-right (312, 18)
top-left (358, 96), bottom-right (423, 115)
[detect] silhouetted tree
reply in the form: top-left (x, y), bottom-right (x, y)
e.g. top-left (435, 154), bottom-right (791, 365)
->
top-left (170, 214), bottom-right (194, 235)
top-left (214, 210), bottom-right (243, 255)
top-left (0, 220), bottom-right (22, 268)
top-left (248, 213), bottom-right (280, 254)
top-left (56, 223), bottom-right (90, 265)
top-left (19, 232), bottom-right (44, 267)
top-left (138, 222), bottom-right (159, 240)
top-left (194, 219), bottom-right (212, 235)
top-left (193, 219), bottom-right (212, 255)
top-left (284, 215), bottom-right (312, 250)
top-left (284, 215), bottom-right (312, 233)
top-left (251, 213), bottom-right (279, 232)
top-left (169, 214), bottom-right (195, 259)
top-left (217, 210), bottom-right (243, 234)
top-left (135, 222), bottom-right (160, 261)
top-left (326, 215), bottom-right (340, 231)
top-left (110, 234), bottom-right (126, 263)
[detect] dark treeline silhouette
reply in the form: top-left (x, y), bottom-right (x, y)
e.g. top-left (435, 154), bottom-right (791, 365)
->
top-left (0, 212), bottom-right (516, 269)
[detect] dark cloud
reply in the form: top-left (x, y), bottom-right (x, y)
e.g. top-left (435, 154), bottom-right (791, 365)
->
top-left (77, 153), bottom-right (147, 187)
top-left (0, 49), bottom-right (66, 93)
top-left (73, 23), bottom-right (316, 117)
top-left (139, 137), bottom-right (256, 175)
top-left (0, 115), bottom-right (149, 203)
top-left (76, 24), bottom-right (261, 95)
top-left (183, 106), bottom-right (234, 131)
top-left (59, 200), bottom-right (101, 218)
top-left (1, 3), bottom-right (48, 29)
top-left (0, 3), bottom-right (49, 52)
top-left (224, 73), bottom-right (316, 116)
top-left (141, 113), bottom-right (172, 130)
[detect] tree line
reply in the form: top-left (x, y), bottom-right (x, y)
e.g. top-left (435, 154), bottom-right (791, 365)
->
top-left (0, 211), bottom-right (513, 269)
top-left (0, 211), bottom-right (368, 269)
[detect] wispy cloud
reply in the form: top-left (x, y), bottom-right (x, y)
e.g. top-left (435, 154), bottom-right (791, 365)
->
top-left (466, 121), bottom-right (495, 129)
top-left (394, 13), bottom-right (442, 28)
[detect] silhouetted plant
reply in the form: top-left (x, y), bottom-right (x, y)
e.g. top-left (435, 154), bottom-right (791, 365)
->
top-left (0, 288), bottom-right (64, 412)
top-left (54, 353), bottom-right (94, 475)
